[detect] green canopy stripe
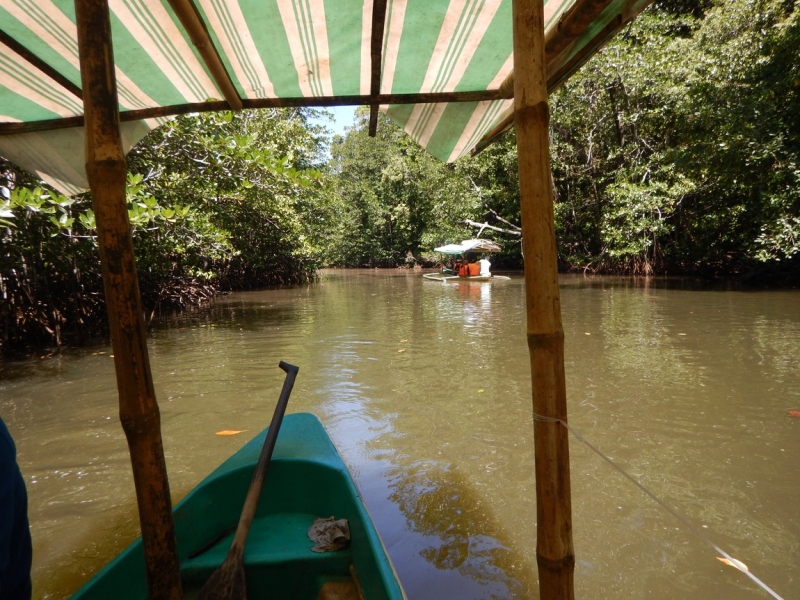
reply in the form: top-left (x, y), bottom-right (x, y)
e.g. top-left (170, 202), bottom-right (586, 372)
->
top-left (445, 55), bottom-right (510, 160)
top-left (114, 0), bottom-right (218, 102)
top-left (447, 97), bottom-right (510, 161)
top-left (409, 102), bottom-right (444, 146)
top-left (405, 0), bottom-right (503, 142)
top-left (430, 0), bottom-right (498, 94)
top-left (361, 0), bottom-right (373, 94)
top-left (0, 52), bottom-right (82, 118)
top-left (420, 0), bottom-right (501, 94)
top-left (200, 0), bottom-right (275, 98)
top-left (0, 0), bottom-right (653, 194)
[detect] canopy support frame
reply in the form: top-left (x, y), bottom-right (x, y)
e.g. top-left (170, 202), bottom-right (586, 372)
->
top-left (369, 0), bottom-right (389, 136)
top-left (74, 0), bottom-right (182, 597)
top-left (166, 0), bottom-right (243, 110)
top-left (513, 0), bottom-right (575, 597)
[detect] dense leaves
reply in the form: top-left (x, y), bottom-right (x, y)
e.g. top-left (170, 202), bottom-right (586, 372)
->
top-left (327, 110), bottom-right (488, 267)
top-left (547, 0), bottom-right (800, 278)
top-left (126, 108), bottom-right (330, 290)
top-left (1, 109), bottom-right (332, 356)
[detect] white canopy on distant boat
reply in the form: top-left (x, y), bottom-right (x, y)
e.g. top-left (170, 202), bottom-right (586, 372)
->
top-left (433, 238), bottom-right (501, 255)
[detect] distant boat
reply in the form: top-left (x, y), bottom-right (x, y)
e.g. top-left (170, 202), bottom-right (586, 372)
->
top-left (71, 413), bottom-right (405, 600)
top-left (424, 239), bottom-right (511, 282)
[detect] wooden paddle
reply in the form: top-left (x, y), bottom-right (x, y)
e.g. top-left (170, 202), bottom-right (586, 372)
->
top-left (197, 361), bottom-right (300, 600)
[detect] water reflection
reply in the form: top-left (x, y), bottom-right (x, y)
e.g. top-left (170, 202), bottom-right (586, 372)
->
top-left (2, 271), bottom-right (799, 599)
top-left (385, 459), bottom-right (531, 598)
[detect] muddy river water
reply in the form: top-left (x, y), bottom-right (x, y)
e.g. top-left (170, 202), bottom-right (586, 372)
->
top-left (1, 270), bottom-right (798, 599)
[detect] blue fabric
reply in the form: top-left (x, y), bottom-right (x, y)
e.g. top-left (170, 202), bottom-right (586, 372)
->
top-left (0, 418), bottom-right (32, 600)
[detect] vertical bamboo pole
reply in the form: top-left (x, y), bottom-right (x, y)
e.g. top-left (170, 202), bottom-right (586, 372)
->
top-left (74, 1), bottom-right (182, 598)
top-left (512, 0), bottom-right (575, 598)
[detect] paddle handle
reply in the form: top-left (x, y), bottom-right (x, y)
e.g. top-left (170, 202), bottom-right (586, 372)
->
top-left (230, 361), bottom-right (299, 549)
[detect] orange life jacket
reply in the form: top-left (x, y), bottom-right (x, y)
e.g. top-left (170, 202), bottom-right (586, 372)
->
top-left (458, 264), bottom-right (470, 277)
top-left (468, 262), bottom-right (480, 276)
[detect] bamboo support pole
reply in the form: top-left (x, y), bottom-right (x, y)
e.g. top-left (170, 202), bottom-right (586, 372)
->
top-left (74, 1), bottom-right (182, 598)
top-left (512, 0), bottom-right (575, 598)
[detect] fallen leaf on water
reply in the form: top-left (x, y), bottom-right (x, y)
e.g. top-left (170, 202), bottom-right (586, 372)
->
top-left (478, 389), bottom-right (485, 393)
top-left (789, 410), bottom-right (800, 418)
top-left (216, 430), bottom-right (246, 436)
top-left (717, 557), bottom-right (749, 572)
top-left (397, 348), bottom-right (406, 353)
top-left (400, 339), bottom-right (408, 343)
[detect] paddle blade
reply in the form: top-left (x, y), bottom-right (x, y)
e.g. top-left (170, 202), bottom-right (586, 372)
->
top-left (197, 559), bottom-right (246, 600)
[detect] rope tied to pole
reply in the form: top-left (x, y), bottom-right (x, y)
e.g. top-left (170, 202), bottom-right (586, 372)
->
top-left (532, 412), bottom-right (784, 600)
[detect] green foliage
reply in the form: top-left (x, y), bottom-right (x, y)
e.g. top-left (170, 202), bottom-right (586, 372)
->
top-left (328, 110), bottom-right (487, 266)
top-left (1, 108), bottom-right (335, 355)
top-left (127, 108), bottom-right (331, 288)
top-left (0, 184), bottom-right (105, 353)
top-left (547, 0), bottom-right (800, 276)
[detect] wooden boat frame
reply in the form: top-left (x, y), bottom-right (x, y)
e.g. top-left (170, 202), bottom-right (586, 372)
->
top-left (422, 272), bottom-right (511, 283)
top-left (71, 413), bottom-right (405, 600)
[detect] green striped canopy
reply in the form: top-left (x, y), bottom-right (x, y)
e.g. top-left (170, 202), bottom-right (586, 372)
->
top-left (0, 0), bottom-right (651, 195)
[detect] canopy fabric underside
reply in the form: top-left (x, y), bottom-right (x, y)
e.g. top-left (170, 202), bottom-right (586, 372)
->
top-left (0, 0), bottom-right (651, 195)
top-left (434, 238), bottom-right (501, 254)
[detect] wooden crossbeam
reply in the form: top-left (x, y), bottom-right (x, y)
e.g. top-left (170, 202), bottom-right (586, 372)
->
top-left (0, 90), bottom-right (504, 136)
top-left (166, 0), bottom-right (243, 111)
top-left (369, 0), bottom-right (389, 137)
top-left (0, 29), bottom-right (83, 99)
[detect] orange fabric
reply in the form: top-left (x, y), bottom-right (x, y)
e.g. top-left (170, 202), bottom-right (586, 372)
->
top-left (458, 264), bottom-right (470, 277)
top-left (468, 262), bottom-right (480, 276)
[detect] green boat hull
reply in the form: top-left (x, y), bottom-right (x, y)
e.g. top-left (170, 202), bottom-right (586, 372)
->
top-left (71, 413), bottom-right (405, 599)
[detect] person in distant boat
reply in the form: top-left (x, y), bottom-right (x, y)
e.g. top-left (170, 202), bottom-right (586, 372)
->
top-left (0, 417), bottom-right (32, 600)
top-left (479, 255), bottom-right (491, 277)
top-left (458, 259), bottom-right (470, 277)
top-left (468, 257), bottom-right (480, 276)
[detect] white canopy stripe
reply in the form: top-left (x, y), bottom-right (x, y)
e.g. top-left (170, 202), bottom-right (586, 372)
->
top-left (5, 0), bottom-right (82, 72)
top-left (0, 51), bottom-right (82, 117)
top-left (113, 0), bottom-right (218, 102)
top-left (277, 0), bottom-right (333, 97)
top-left (360, 0), bottom-right (374, 95)
top-left (200, 0), bottom-right (275, 98)
top-left (380, 0), bottom-right (407, 94)
top-left (0, 129), bottom-right (88, 194)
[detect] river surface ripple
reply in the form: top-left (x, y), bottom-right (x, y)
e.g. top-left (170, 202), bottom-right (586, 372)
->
top-left (1, 270), bottom-right (799, 599)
